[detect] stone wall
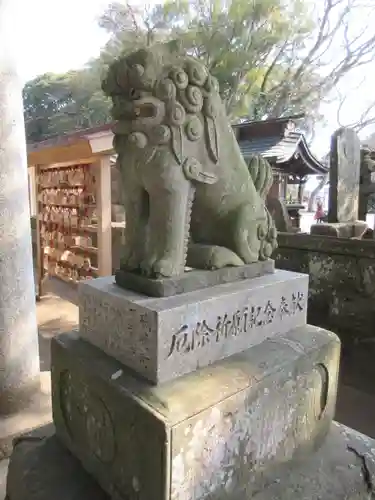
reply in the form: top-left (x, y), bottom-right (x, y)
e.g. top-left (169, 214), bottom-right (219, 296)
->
top-left (273, 233), bottom-right (375, 344)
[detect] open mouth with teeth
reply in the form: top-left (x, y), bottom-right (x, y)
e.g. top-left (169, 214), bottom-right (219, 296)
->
top-left (129, 96), bottom-right (166, 125)
top-left (133, 101), bottom-right (158, 118)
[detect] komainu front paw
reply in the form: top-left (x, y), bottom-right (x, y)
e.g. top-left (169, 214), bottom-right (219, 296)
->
top-left (120, 252), bottom-right (139, 271)
top-left (139, 252), bottom-right (158, 276)
top-left (187, 244), bottom-right (244, 269)
top-left (152, 256), bottom-right (182, 278)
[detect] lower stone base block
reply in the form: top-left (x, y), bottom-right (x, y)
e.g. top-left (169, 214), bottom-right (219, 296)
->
top-left (6, 422), bottom-right (375, 499)
top-left (51, 325), bottom-right (340, 500)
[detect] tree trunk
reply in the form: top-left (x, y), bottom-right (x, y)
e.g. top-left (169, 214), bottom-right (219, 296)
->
top-left (307, 175), bottom-right (328, 212)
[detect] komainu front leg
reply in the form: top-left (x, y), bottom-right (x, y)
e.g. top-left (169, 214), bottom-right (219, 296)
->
top-left (145, 182), bottom-right (194, 278)
top-left (121, 186), bottom-right (148, 272)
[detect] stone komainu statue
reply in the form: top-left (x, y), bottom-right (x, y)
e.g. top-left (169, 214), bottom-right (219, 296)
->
top-left (103, 41), bottom-right (277, 278)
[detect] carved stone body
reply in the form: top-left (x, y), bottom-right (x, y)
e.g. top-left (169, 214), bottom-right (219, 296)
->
top-left (103, 42), bottom-right (277, 278)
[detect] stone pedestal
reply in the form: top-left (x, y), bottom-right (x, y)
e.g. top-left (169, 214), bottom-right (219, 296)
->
top-left (3, 259), bottom-right (347, 499)
top-left (51, 324), bottom-right (340, 500)
top-left (79, 271), bottom-right (308, 383)
top-left (40, 266), bottom-right (344, 500)
top-left (0, 0), bottom-right (40, 415)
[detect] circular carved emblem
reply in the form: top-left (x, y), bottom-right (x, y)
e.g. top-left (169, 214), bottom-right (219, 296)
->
top-left (59, 370), bottom-right (79, 437)
top-left (59, 370), bottom-right (116, 464)
top-left (314, 363), bottom-right (329, 419)
top-left (85, 395), bottom-right (116, 464)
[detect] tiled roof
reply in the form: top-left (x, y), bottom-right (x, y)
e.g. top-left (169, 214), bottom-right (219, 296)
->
top-left (232, 113), bottom-right (305, 129)
top-left (239, 131), bottom-right (328, 176)
top-left (240, 134), bottom-right (296, 162)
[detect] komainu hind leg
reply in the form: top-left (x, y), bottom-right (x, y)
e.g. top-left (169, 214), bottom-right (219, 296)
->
top-left (186, 244), bottom-right (244, 270)
top-left (230, 153), bottom-right (278, 263)
top-left (230, 204), bottom-right (277, 263)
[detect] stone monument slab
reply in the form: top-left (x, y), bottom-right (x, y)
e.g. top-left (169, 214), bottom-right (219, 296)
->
top-left (51, 325), bottom-right (340, 500)
top-left (328, 127), bottom-right (361, 223)
top-left (79, 270), bottom-right (308, 384)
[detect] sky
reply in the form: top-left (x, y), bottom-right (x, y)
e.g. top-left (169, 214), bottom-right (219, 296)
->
top-left (18, 0), bottom-right (375, 173)
top-left (19, 0), bottom-right (110, 81)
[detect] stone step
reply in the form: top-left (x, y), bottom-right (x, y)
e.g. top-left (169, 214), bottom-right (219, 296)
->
top-left (252, 421), bottom-right (375, 499)
top-left (6, 425), bottom-right (108, 500)
top-left (0, 372), bottom-right (52, 460)
top-left (5, 422), bottom-right (375, 499)
top-left (51, 324), bottom-right (339, 500)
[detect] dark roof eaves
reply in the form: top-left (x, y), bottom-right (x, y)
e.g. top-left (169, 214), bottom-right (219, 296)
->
top-left (232, 113), bottom-right (306, 128)
top-left (297, 135), bottom-right (328, 174)
top-left (27, 122), bottom-right (115, 154)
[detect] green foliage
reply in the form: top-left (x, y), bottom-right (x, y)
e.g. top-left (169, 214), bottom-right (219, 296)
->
top-left (97, 0), bottom-right (315, 118)
top-left (23, 67), bottom-right (112, 143)
top-left (23, 0), bottom-right (375, 142)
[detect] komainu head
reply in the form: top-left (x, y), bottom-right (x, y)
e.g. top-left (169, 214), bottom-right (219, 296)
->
top-left (102, 41), bottom-right (222, 151)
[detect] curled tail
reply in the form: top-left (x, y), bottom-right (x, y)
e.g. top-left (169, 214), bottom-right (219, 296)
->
top-left (247, 155), bottom-right (278, 258)
top-left (247, 155), bottom-right (274, 199)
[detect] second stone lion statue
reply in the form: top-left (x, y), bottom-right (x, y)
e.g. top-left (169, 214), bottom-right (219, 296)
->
top-left (103, 41), bottom-right (277, 278)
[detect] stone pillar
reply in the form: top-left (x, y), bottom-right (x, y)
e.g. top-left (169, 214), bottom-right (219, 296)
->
top-left (96, 155), bottom-right (112, 276)
top-left (328, 127), bottom-right (361, 223)
top-left (0, 0), bottom-right (40, 414)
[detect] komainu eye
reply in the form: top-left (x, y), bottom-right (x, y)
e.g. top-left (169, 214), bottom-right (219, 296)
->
top-left (129, 88), bottom-right (141, 100)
